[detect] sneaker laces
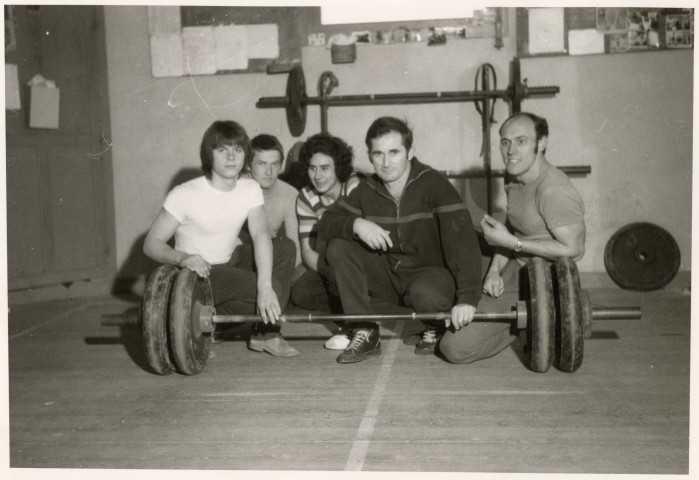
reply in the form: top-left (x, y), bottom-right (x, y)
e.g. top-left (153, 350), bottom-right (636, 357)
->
top-left (346, 330), bottom-right (372, 352)
top-left (421, 329), bottom-right (437, 343)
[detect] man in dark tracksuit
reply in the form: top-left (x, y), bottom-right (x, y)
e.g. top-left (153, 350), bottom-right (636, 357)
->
top-left (317, 116), bottom-right (482, 363)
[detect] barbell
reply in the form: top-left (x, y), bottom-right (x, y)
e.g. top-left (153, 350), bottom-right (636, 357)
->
top-left (256, 58), bottom-right (560, 137)
top-left (101, 257), bottom-right (640, 376)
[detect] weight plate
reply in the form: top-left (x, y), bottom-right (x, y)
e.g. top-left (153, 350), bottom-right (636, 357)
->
top-left (581, 289), bottom-right (592, 340)
top-left (141, 264), bottom-right (179, 375)
top-left (525, 257), bottom-right (555, 373)
top-left (169, 268), bottom-right (214, 375)
top-left (286, 65), bottom-right (307, 137)
top-left (553, 258), bottom-right (584, 373)
top-left (604, 222), bottom-right (680, 291)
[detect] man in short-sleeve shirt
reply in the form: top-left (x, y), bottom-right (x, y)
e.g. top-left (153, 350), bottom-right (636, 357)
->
top-left (439, 112), bottom-right (585, 364)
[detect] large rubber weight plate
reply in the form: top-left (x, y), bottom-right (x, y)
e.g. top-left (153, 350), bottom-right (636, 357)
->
top-left (169, 268), bottom-right (214, 375)
top-left (581, 289), bottom-right (592, 340)
top-left (525, 257), bottom-right (555, 373)
top-left (141, 264), bottom-right (179, 375)
top-left (286, 65), bottom-right (307, 137)
top-left (604, 222), bottom-right (680, 291)
top-left (553, 258), bottom-right (584, 373)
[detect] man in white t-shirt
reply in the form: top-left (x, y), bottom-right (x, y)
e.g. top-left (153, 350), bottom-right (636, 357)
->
top-left (143, 120), bottom-right (298, 357)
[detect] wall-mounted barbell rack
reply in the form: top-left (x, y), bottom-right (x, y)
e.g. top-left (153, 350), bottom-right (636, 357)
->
top-left (257, 58), bottom-right (567, 214)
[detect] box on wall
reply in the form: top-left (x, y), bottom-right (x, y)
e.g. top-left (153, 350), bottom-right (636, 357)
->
top-left (29, 86), bottom-right (60, 129)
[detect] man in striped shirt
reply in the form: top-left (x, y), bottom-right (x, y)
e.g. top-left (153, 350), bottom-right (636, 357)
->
top-left (290, 133), bottom-right (360, 350)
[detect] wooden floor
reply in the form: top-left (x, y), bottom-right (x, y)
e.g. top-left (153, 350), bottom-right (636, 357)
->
top-left (7, 285), bottom-right (691, 474)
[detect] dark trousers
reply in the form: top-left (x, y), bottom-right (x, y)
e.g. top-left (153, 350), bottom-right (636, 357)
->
top-left (209, 237), bottom-right (296, 337)
top-left (439, 258), bottom-right (520, 364)
top-left (325, 238), bottom-right (456, 333)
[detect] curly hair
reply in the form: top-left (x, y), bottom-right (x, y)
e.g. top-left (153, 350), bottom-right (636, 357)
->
top-left (298, 133), bottom-right (354, 183)
top-left (199, 120), bottom-right (251, 178)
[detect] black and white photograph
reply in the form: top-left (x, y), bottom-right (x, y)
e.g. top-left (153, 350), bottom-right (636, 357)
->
top-left (3, 2), bottom-right (694, 479)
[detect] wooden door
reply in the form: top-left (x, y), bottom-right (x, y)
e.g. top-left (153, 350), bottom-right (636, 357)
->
top-left (6, 5), bottom-right (115, 290)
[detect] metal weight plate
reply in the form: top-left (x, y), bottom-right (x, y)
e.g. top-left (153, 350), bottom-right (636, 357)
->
top-left (581, 289), bottom-right (592, 340)
top-left (525, 257), bottom-right (555, 373)
top-left (169, 268), bottom-right (214, 375)
top-left (604, 222), bottom-right (680, 291)
top-left (553, 258), bottom-right (584, 373)
top-left (286, 65), bottom-right (307, 137)
top-left (141, 264), bottom-right (179, 375)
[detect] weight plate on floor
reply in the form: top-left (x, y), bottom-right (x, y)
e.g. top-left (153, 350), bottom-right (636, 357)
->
top-left (581, 289), bottom-right (592, 340)
top-left (525, 257), bottom-right (555, 373)
top-left (169, 268), bottom-right (214, 375)
top-left (604, 222), bottom-right (680, 291)
top-left (553, 258), bottom-right (584, 373)
top-left (286, 65), bottom-right (307, 137)
top-left (141, 264), bottom-right (179, 375)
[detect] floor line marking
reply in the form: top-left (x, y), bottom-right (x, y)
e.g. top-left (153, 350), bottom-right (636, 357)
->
top-left (345, 322), bottom-right (404, 471)
top-left (9, 302), bottom-right (94, 341)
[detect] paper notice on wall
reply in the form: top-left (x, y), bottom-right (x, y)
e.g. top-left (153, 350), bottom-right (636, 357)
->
top-left (5, 63), bottom-right (21, 110)
top-left (150, 36), bottom-right (184, 77)
top-left (568, 29), bottom-right (605, 55)
top-left (244, 24), bottom-right (279, 59)
top-left (215, 25), bottom-right (249, 71)
top-left (148, 6), bottom-right (181, 38)
top-left (528, 7), bottom-right (566, 54)
top-left (182, 26), bottom-right (217, 75)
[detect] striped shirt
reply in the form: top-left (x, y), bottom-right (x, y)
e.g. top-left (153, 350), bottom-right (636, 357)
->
top-left (296, 172), bottom-right (360, 244)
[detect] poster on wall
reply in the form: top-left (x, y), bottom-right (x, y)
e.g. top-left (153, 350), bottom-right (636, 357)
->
top-left (596, 7), bottom-right (627, 34)
top-left (666, 14), bottom-right (693, 48)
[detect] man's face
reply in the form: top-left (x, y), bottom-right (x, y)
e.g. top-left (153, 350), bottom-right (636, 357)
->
top-left (250, 149), bottom-right (282, 189)
top-left (499, 116), bottom-right (544, 177)
top-left (308, 153), bottom-right (340, 195)
top-left (211, 143), bottom-right (246, 181)
top-left (368, 131), bottom-right (412, 185)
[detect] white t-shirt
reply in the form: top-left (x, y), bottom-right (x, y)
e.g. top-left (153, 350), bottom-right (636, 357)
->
top-left (163, 176), bottom-right (264, 264)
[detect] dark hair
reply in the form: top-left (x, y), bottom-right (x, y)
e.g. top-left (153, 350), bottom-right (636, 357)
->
top-left (500, 112), bottom-right (549, 153)
top-left (250, 134), bottom-right (284, 168)
top-left (298, 133), bottom-right (354, 183)
top-left (199, 120), bottom-right (251, 178)
top-left (365, 116), bottom-right (413, 151)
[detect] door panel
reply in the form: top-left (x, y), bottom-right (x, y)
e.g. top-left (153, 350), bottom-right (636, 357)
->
top-left (6, 5), bottom-right (115, 291)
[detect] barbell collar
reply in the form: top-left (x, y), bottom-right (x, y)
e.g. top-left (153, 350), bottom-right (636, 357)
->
top-left (101, 313), bottom-right (138, 327)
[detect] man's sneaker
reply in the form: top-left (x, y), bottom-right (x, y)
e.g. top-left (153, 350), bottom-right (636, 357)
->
top-left (249, 334), bottom-right (300, 357)
top-left (211, 328), bottom-right (224, 344)
top-left (337, 329), bottom-right (381, 364)
top-left (324, 332), bottom-right (351, 350)
top-left (414, 328), bottom-right (441, 355)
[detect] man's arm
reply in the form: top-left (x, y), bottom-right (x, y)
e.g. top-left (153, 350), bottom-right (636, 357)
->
top-left (143, 208), bottom-right (211, 278)
top-left (482, 250), bottom-right (511, 298)
top-left (284, 198), bottom-right (302, 268)
top-left (481, 214), bottom-right (586, 261)
top-left (248, 205), bottom-right (281, 323)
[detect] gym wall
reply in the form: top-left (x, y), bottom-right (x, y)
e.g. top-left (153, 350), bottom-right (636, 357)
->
top-left (104, 6), bottom-right (692, 287)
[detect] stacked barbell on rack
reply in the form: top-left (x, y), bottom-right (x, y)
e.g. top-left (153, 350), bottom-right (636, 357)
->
top-left (101, 257), bottom-right (641, 376)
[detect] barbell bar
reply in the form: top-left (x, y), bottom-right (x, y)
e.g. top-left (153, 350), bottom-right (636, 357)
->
top-left (256, 58), bottom-right (560, 138)
top-left (101, 301), bottom-right (640, 331)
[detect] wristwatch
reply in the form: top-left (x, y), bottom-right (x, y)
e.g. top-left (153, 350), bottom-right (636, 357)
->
top-left (513, 237), bottom-right (523, 253)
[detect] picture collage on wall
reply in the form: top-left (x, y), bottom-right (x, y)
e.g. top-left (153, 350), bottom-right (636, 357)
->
top-left (597, 8), bottom-right (693, 53)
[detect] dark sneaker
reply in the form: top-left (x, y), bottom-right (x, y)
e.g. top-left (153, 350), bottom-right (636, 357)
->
top-left (211, 327), bottom-right (224, 344)
top-left (414, 328), bottom-right (441, 355)
top-left (337, 329), bottom-right (381, 364)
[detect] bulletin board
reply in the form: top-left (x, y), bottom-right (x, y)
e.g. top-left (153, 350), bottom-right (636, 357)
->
top-left (517, 7), bottom-right (693, 58)
top-left (148, 6), bottom-right (504, 77)
top-left (179, 6), bottom-right (319, 74)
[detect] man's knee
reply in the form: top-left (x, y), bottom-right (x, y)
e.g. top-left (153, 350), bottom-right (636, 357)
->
top-left (409, 286), bottom-right (453, 312)
top-left (439, 331), bottom-right (481, 364)
top-left (325, 238), bottom-right (356, 266)
top-left (273, 237), bottom-right (296, 261)
top-left (439, 324), bottom-right (515, 364)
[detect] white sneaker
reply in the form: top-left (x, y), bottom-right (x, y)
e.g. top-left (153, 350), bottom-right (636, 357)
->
top-left (324, 332), bottom-right (351, 350)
